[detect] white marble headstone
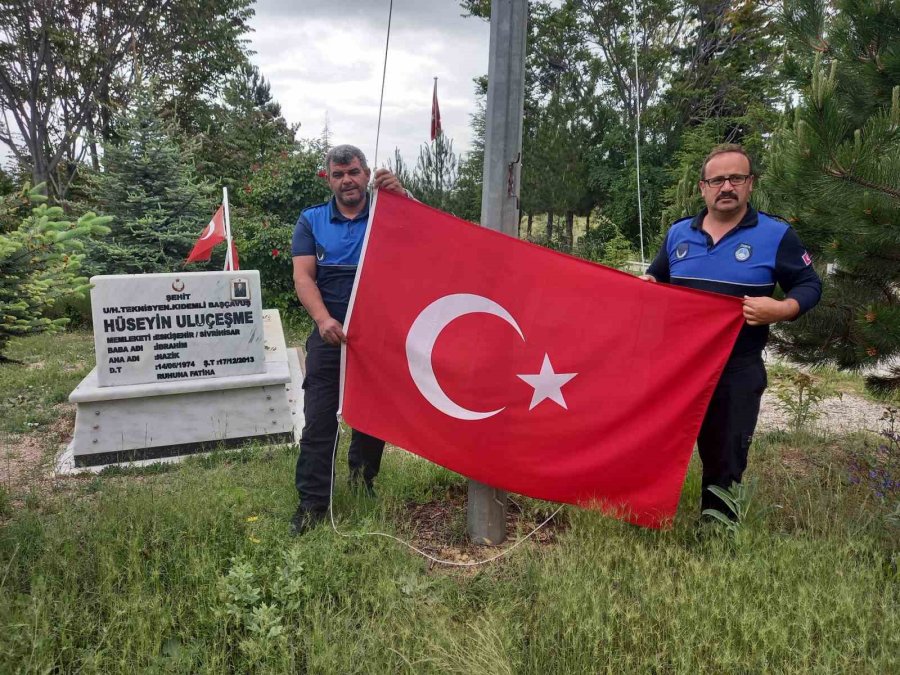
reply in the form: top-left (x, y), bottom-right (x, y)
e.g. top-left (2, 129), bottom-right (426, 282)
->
top-left (91, 271), bottom-right (266, 387)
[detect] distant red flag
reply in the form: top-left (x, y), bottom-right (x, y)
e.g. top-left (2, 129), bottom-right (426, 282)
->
top-left (341, 191), bottom-right (745, 528)
top-left (186, 206), bottom-right (226, 263)
top-left (430, 78), bottom-right (442, 141)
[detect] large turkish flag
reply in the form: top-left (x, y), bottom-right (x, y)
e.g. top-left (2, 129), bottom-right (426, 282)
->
top-left (341, 191), bottom-right (744, 527)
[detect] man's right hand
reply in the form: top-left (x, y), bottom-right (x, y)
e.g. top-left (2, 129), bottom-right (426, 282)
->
top-left (639, 274), bottom-right (657, 282)
top-left (317, 317), bottom-right (346, 345)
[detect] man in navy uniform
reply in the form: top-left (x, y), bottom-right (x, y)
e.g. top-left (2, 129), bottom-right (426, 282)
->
top-left (642, 144), bottom-right (822, 516)
top-left (290, 144), bottom-right (408, 534)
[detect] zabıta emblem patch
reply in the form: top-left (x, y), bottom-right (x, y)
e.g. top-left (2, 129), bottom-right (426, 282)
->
top-left (735, 243), bottom-right (752, 262)
top-left (675, 242), bottom-right (689, 259)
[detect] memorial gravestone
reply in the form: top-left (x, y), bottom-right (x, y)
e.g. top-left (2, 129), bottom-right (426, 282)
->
top-left (92, 272), bottom-right (265, 386)
top-left (61, 271), bottom-right (303, 470)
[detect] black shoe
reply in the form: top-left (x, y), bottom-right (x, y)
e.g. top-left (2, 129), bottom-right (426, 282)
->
top-left (290, 506), bottom-right (326, 536)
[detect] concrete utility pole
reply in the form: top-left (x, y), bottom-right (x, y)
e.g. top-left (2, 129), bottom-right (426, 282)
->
top-left (468, 0), bottom-right (528, 546)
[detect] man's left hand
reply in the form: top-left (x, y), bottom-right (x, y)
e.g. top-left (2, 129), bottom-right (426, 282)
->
top-left (742, 296), bottom-right (800, 326)
top-left (373, 168), bottom-right (406, 195)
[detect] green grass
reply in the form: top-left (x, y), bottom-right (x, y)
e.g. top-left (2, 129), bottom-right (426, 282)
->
top-left (0, 331), bottom-right (95, 434)
top-left (0, 332), bottom-right (898, 672)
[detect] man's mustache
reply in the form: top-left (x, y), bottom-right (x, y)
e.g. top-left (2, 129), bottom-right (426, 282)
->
top-left (717, 191), bottom-right (738, 201)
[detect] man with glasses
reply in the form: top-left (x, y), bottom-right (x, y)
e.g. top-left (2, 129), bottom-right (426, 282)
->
top-left (290, 144), bottom-right (408, 535)
top-left (641, 144), bottom-right (821, 518)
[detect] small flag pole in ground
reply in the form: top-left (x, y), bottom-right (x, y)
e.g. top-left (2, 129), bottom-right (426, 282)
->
top-left (222, 187), bottom-right (234, 271)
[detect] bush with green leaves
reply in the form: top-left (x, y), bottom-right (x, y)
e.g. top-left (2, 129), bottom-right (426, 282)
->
top-left (234, 215), bottom-right (297, 318)
top-left (574, 222), bottom-right (636, 270)
top-left (242, 144), bottom-right (330, 225)
top-left (229, 143), bottom-right (330, 322)
top-left (0, 184), bottom-right (110, 359)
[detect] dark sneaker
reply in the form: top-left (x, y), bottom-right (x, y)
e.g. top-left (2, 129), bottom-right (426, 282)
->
top-left (290, 506), bottom-right (326, 536)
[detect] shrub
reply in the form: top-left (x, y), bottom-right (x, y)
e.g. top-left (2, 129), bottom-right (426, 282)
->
top-left (0, 184), bottom-right (110, 359)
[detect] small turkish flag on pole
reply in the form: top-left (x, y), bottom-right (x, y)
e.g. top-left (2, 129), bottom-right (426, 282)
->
top-left (430, 77), bottom-right (442, 141)
top-left (186, 206), bottom-right (226, 263)
top-left (341, 191), bottom-right (745, 528)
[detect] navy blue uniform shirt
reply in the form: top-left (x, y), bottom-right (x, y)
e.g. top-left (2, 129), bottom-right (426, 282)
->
top-left (291, 195), bottom-right (370, 324)
top-left (647, 206), bottom-right (822, 357)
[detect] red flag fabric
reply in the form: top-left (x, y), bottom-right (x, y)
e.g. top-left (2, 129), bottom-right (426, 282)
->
top-left (430, 79), bottom-right (442, 141)
top-left (229, 240), bottom-right (240, 270)
top-left (186, 206), bottom-right (226, 263)
top-left (341, 191), bottom-right (745, 528)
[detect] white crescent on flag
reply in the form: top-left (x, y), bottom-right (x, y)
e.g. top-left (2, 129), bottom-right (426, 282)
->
top-left (405, 293), bottom-right (523, 421)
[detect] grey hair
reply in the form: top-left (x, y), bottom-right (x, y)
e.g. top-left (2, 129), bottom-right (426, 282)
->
top-left (326, 144), bottom-right (369, 171)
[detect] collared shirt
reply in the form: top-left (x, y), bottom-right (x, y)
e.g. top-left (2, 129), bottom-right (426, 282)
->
top-left (291, 195), bottom-right (371, 323)
top-left (647, 206), bottom-right (822, 357)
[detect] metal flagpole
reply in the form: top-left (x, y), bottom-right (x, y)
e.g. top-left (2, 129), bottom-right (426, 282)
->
top-left (222, 187), bottom-right (233, 271)
top-left (468, 0), bottom-right (528, 546)
top-left (631, 0), bottom-right (645, 264)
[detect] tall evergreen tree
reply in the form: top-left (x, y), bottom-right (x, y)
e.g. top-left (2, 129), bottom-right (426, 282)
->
top-left (87, 85), bottom-right (215, 275)
top-left (765, 0), bottom-right (900, 392)
top-left (194, 64), bottom-right (297, 205)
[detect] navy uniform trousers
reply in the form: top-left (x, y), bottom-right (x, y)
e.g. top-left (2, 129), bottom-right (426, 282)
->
top-left (697, 351), bottom-right (767, 515)
top-left (295, 330), bottom-right (384, 514)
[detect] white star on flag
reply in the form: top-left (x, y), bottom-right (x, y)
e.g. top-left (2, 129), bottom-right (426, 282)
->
top-left (517, 354), bottom-right (577, 411)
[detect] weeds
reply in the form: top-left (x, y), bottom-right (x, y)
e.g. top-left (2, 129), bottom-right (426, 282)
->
top-left (772, 370), bottom-right (831, 431)
top-left (847, 406), bottom-right (900, 507)
top-left (701, 479), bottom-right (765, 536)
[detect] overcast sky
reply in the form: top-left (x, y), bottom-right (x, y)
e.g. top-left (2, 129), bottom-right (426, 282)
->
top-left (249, 0), bottom-right (491, 169)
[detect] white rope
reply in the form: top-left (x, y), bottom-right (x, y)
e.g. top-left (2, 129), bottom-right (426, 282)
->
top-left (326, 416), bottom-right (563, 568)
top-left (372, 0), bottom-right (393, 171)
top-left (631, 0), bottom-right (645, 264)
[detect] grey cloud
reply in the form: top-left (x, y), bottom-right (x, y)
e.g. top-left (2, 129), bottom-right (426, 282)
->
top-left (253, 0), bottom-right (485, 37)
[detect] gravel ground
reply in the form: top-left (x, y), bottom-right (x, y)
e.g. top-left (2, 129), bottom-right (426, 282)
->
top-left (757, 390), bottom-right (893, 435)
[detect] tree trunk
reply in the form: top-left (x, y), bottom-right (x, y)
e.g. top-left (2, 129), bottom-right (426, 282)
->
top-left (585, 211), bottom-right (591, 232)
top-left (87, 114), bottom-right (100, 172)
top-left (527, 212), bottom-right (533, 238)
top-left (566, 211), bottom-right (575, 249)
top-left (546, 212), bottom-right (553, 240)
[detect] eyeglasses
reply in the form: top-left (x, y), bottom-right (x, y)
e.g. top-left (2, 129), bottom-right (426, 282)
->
top-left (702, 174), bottom-right (752, 188)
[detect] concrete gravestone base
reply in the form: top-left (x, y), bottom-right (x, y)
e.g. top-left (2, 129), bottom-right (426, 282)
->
top-left (57, 272), bottom-right (304, 473)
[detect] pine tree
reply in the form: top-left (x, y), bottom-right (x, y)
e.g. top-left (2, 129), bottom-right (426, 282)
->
top-left (0, 184), bottom-right (110, 359)
top-left (86, 85), bottom-right (215, 276)
top-left (765, 0), bottom-right (900, 392)
top-left (194, 64), bottom-right (297, 206)
top-left (413, 132), bottom-right (458, 211)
